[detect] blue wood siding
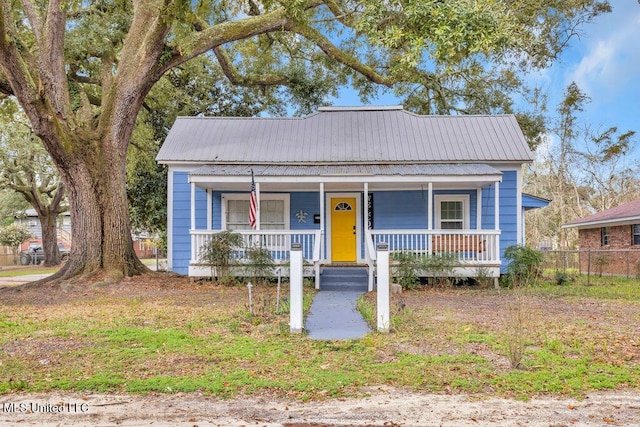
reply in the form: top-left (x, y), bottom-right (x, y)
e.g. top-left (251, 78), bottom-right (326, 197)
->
top-left (481, 170), bottom-right (518, 272)
top-left (212, 191), bottom-right (222, 229)
top-left (290, 192), bottom-right (320, 230)
top-left (373, 191), bottom-right (428, 229)
top-left (373, 190), bottom-right (478, 230)
top-left (171, 172), bottom-right (191, 275)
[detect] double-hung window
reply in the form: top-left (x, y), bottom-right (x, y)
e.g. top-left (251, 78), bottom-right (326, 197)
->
top-left (633, 224), bottom-right (640, 246)
top-left (435, 195), bottom-right (470, 230)
top-left (601, 227), bottom-right (610, 246)
top-left (223, 194), bottom-right (289, 231)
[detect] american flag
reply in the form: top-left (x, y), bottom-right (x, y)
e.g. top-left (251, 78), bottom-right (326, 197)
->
top-left (249, 170), bottom-right (257, 229)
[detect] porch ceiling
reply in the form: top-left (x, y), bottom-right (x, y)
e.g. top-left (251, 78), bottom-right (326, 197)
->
top-left (189, 163), bottom-right (502, 191)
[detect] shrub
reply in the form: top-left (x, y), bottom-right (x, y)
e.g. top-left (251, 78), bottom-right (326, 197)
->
top-left (554, 270), bottom-right (571, 286)
top-left (198, 231), bottom-right (244, 281)
top-left (391, 252), bottom-right (420, 290)
top-left (504, 245), bottom-right (543, 285)
top-left (245, 245), bottom-right (275, 285)
top-left (420, 252), bottom-right (457, 287)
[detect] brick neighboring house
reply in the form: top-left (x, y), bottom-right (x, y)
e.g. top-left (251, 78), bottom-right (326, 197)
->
top-left (563, 198), bottom-right (640, 276)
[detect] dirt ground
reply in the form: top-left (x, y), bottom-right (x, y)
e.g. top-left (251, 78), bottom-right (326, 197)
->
top-left (1, 388), bottom-right (639, 426)
top-left (1, 275), bottom-right (639, 426)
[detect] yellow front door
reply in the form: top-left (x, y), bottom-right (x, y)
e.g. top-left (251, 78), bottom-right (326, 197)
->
top-left (331, 197), bottom-right (357, 262)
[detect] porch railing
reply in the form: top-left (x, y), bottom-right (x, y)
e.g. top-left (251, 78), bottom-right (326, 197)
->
top-left (190, 229), bottom-right (321, 264)
top-left (364, 229), bottom-right (501, 290)
top-left (368, 229), bottom-right (500, 263)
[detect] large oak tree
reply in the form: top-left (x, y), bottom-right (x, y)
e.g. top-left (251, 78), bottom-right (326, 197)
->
top-left (0, 0), bottom-right (610, 281)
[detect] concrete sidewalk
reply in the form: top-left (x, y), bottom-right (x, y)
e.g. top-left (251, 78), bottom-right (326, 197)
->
top-left (305, 267), bottom-right (371, 340)
top-left (0, 273), bottom-right (53, 287)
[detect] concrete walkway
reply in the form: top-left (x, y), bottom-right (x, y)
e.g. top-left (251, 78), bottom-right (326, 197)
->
top-left (305, 267), bottom-right (371, 340)
top-left (0, 273), bottom-right (53, 287)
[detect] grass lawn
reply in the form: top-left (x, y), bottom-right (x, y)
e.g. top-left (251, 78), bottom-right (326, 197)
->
top-left (0, 275), bottom-right (637, 400)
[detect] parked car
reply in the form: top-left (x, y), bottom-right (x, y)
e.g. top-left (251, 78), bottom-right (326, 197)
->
top-left (19, 243), bottom-right (70, 265)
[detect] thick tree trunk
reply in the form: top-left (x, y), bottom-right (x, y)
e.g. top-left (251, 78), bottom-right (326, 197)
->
top-left (39, 211), bottom-right (60, 267)
top-left (54, 141), bottom-right (146, 281)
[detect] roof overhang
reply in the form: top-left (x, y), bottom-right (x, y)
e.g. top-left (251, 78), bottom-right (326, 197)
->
top-left (522, 193), bottom-right (551, 211)
top-left (188, 163), bottom-right (503, 191)
top-left (562, 216), bottom-right (640, 229)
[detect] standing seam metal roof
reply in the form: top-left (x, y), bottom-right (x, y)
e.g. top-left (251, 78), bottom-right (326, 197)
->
top-left (156, 108), bottom-right (534, 164)
top-left (189, 163), bottom-right (503, 177)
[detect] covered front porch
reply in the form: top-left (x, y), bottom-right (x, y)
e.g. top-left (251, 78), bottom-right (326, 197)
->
top-left (184, 164), bottom-right (505, 289)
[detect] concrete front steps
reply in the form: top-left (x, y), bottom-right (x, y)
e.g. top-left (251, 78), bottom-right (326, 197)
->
top-left (305, 266), bottom-right (370, 340)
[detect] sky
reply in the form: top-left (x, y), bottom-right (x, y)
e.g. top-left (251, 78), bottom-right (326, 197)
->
top-left (332, 1), bottom-right (640, 159)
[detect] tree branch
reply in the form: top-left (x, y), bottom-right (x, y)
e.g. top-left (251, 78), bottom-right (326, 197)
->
top-left (291, 23), bottom-right (396, 87)
top-left (20, 0), bottom-right (43, 44)
top-left (213, 46), bottom-right (291, 87)
top-left (158, 7), bottom-right (291, 75)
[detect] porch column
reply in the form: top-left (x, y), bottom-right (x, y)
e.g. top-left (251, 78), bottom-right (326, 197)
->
top-left (255, 181), bottom-right (261, 231)
top-left (190, 181), bottom-right (196, 262)
top-left (207, 189), bottom-right (212, 230)
top-left (476, 188), bottom-right (482, 230)
top-left (427, 182), bottom-right (433, 230)
top-left (494, 181), bottom-right (501, 270)
top-left (319, 182), bottom-right (325, 262)
top-left (364, 182), bottom-right (369, 231)
top-left (427, 182), bottom-right (433, 254)
top-left (494, 181), bottom-right (500, 230)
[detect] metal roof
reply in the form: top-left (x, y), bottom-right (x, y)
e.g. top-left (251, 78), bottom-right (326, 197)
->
top-left (563, 198), bottom-right (640, 228)
top-left (157, 107), bottom-right (534, 164)
top-left (189, 163), bottom-right (502, 177)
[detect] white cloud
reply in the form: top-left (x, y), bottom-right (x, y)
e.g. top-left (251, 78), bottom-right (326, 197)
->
top-left (568, 5), bottom-right (640, 101)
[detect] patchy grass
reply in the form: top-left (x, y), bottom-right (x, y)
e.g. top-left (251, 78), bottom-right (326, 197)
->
top-left (533, 275), bottom-right (640, 301)
top-left (0, 276), bottom-right (638, 400)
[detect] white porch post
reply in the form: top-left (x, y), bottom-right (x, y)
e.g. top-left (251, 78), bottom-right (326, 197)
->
top-left (255, 181), bottom-right (261, 230)
top-left (476, 188), bottom-right (482, 230)
top-left (207, 189), bottom-right (212, 230)
top-left (190, 181), bottom-right (196, 262)
top-left (427, 182), bottom-right (433, 254)
top-left (494, 181), bottom-right (500, 230)
top-left (494, 181), bottom-right (501, 288)
top-left (427, 182), bottom-right (433, 230)
top-left (364, 182), bottom-right (369, 230)
top-left (319, 182), bottom-right (325, 262)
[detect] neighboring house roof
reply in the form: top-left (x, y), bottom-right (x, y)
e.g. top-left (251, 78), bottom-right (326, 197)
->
top-left (157, 106), bottom-right (534, 165)
top-left (563, 198), bottom-right (640, 229)
top-left (19, 209), bottom-right (70, 218)
top-left (522, 193), bottom-right (551, 211)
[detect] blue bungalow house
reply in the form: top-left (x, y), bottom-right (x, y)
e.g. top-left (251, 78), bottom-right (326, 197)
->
top-left (156, 106), bottom-right (544, 288)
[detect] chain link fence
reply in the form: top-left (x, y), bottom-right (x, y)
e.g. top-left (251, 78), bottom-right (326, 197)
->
top-left (542, 249), bottom-right (640, 282)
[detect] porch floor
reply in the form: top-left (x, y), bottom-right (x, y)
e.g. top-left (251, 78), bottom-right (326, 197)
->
top-left (305, 267), bottom-right (370, 340)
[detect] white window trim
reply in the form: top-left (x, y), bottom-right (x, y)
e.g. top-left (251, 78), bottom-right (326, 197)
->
top-left (221, 193), bottom-right (290, 230)
top-left (434, 195), bottom-right (470, 230)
